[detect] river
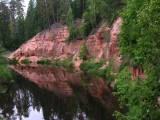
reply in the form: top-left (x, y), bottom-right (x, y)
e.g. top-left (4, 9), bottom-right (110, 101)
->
top-left (0, 65), bottom-right (119, 120)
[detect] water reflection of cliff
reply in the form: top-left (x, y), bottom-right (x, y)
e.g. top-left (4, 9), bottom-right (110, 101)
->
top-left (1, 65), bottom-right (119, 120)
top-left (9, 65), bottom-right (81, 96)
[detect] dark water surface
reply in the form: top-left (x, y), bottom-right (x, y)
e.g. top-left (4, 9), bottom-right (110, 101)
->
top-left (0, 65), bottom-right (119, 120)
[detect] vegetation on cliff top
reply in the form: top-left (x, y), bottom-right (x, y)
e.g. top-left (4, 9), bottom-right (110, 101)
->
top-left (0, 0), bottom-right (124, 50)
top-left (66, 0), bottom-right (124, 42)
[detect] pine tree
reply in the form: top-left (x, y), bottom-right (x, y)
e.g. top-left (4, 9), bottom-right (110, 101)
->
top-left (25, 0), bottom-right (35, 40)
top-left (0, 1), bottom-right (11, 49)
top-left (66, 7), bottom-right (73, 27)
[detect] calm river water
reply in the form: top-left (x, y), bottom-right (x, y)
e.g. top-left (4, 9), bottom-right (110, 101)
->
top-left (0, 65), bottom-right (119, 120)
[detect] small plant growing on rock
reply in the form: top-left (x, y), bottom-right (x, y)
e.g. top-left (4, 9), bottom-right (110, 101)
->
top-left (79, 41), bottom-right (88, 60)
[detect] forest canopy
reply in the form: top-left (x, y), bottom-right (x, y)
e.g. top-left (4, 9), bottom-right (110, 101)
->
top-left (0, 0), bottom-right (124, 50)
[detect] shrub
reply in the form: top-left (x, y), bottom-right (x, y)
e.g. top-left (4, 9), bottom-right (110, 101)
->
top-left (8, 57), bottom-right (18, 65)
top-left (53, 56), bottom-right (73, 69)
top-left (0, 65), bottom-right (12, 83)
top-left (21, 58), bottom-right (31, 64)
top-left (37, 59), bottom-right (51, 65)
top-left (80, 59), bottom-right (114, 82)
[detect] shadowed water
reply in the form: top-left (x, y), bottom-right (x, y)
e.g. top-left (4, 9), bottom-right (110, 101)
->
top-left (0, 65), bottom-right (119, 120)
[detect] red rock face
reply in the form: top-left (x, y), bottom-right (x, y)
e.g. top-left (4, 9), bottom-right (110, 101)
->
top-left (108, 17), bottom-right (122, 65)
top-left (131, 66), bottom-right (144, 80)
top-left (9, 18), bottom-right (122, 66)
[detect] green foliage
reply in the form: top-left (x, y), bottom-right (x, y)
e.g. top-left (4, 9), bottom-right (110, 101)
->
top-left (79, 41), bottom-right (88, 60)
top-left (65, 7), bottom-right (76, 42)
top-left (66, 0), bottom-right (124, 41)
top-left (116, 0), bottom-right (160, 119)
top-left (0, 65), bottom-right (12, 83)
top-left (8, 58), bottom-right (18, 65)
top-left (37, 59), bottom-right (51, 65)
top-left (105, 0), bottom-right (124, 25)
top-left (0, 56), bottom-right (6, 65)
top-left (0, 54), bottom-right (12, 94)
top-left (66, 7), bottom-right (73, 27)
top-left (53, 56), bottom-right (73, 69)
top-left (119, 0), bottom-right (160, 66)
top-left (114, 67), bottom-right (160, 120)
top-left (15, 17), bottom-right (25, 49)
top-left (25, 0), bottom-right (36, 40)
top-left (66, 24), bottom-right (86, 42)
top-left (0, 2), bottom-right (11, 50)
top-left (80, 59), bottom-right (113, 82)
top-left (21, 58), bottom-right (31, 64)
top-left (80, 60), bottom-right (104, 75)
top-left (79, 0), bottom-right (124, 37)
top-left (0, 44), bottom-right (6, 54)
top-left (65, 27), bottom-right (76, 42)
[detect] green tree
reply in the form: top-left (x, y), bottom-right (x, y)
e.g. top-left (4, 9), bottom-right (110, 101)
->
top-left (66, 7), bottom-right (73, 27)
top-left (81, 0), bottom-right (107, 36)
top-left (0, 1), bottom-right (11, 49)
top-left (70, 0), bottom-right (85, 19)
top-left (25, 0), bottom-right (35, 40)
top-left (115, 0), bottom-right (160, 119)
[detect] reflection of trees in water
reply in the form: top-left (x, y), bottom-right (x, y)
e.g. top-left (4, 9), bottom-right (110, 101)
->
top-left (0, 70), bottom-right (117, 120)
top-left (14, 84), bottom-right (31, 118)
top-left (0, 90), bottom-right (14, 119)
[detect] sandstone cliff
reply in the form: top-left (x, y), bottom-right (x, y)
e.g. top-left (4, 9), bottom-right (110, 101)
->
top-left (9, 18), bottom-right (122, 67)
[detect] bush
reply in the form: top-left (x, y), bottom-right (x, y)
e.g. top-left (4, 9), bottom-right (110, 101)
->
top-left (0, 56), bottom-right (6, 64)
top-left (0, 65), bottom-right (12, 83)
top-left (80, 59), bottom-right (113, 81)
top-left (37, 59), bottom-right (51, 65)
top-left (80, 60), bottom-right (104, 74)
top-left (114, 67), bottom-right (160, 120)
top-left (21, 58), bottom-right (31, 64)
top-left (53, 57), bottom-right (73, 69)
top-left (8, 57), bottom-right (18, 65)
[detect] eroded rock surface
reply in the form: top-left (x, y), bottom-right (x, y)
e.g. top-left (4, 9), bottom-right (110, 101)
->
top-left (9, 18), bottom-right (122, 67)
